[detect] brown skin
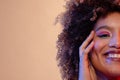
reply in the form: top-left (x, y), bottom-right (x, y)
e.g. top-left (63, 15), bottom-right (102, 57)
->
top-left (79, 31), bottom-right (96, 80)
top-left (79, 12), bottom-right (120, 80)
top-left (57, 0), bottom-right (120, 80)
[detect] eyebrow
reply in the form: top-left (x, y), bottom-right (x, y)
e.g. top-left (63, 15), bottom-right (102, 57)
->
top-left (95, 25), bottom-right (112, 31)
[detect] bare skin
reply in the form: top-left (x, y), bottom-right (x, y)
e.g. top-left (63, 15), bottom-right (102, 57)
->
top-left (79, 31), bottom-right (120, 79)
top-left (79, 12), bottom-right (120, 80)
top-left (79, 31), bottom-right (96, 80)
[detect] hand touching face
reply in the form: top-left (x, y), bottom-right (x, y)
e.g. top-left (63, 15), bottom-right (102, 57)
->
top-left (79, 30), bottom-right (96, 80)
top-left (91, 12), bottom-right (120, 78)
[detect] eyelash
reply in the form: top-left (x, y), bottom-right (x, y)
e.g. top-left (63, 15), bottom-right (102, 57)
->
top-left (97, 33), bottom-right (110, 38)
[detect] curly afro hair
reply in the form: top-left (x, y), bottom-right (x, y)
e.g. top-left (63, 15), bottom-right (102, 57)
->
top-left (56, 0), bottom-right (120, 80)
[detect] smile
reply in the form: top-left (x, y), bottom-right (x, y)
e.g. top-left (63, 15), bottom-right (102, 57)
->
top-left (108, 54), bottom-right (120, 58)
top-left (105, 50), bottom-right (120, 61)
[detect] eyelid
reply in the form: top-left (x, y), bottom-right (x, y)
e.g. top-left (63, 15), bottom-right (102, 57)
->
top-left (96, 30), bottom-right (111, 38)
top-left (95, 29), bottom-right (111, 34)
top-left (96, 31), bottom-right (110, 35)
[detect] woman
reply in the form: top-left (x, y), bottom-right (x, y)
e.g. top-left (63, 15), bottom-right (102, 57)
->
top-left (56, 0), bottom-right (120, 80)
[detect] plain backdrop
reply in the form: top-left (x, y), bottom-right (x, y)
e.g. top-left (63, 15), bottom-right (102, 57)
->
top-left (0, 0), bottom-right (64, 80)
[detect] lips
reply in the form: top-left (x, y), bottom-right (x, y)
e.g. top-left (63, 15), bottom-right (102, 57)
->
top-left (105, 49), bottom-right (120, 61)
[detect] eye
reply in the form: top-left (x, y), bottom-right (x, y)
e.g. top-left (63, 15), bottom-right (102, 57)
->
top-left (97, 33), bottom-right (110, 38)
top-left (96, 31), bottom-right (111, 38)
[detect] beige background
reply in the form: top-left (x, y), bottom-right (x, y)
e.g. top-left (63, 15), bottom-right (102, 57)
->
top-left (0, 0), bottom-right (64, 80)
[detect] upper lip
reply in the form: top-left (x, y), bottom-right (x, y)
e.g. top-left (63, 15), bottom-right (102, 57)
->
top-left (105, 49), bottom-right (120, 55)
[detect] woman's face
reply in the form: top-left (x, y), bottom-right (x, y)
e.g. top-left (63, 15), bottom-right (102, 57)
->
top-left (91, 12), bottom-right (120, 77)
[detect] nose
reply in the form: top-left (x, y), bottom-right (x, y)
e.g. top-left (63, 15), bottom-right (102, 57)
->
top-left (109, 33), bottom-right (120, 48)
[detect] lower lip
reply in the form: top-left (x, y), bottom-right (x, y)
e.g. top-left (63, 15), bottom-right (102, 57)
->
top-left (106, 57), bottom-right (120, 62)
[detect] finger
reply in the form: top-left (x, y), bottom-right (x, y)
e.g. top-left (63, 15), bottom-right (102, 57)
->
top-left (80, 31), bottom-right (94, 50)
top-left (79, 31), bottom-right (94, 56)
top-left (83, 41), bottom-right (94, 60)
top-left (80, 41), bottom-right (94, 66)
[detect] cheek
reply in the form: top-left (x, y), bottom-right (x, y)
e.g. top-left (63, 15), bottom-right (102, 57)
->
top-left (93, 40), bottom-right (107, 53)
top-left (91, 40), bottom-right (107, 63)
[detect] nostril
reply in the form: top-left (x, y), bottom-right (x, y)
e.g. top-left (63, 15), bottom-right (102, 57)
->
top-left (109, 42), bottom-right (120, 48)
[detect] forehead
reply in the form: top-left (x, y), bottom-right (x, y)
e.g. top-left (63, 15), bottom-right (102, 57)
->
top-left (94, 12), bottom-right (120, 30)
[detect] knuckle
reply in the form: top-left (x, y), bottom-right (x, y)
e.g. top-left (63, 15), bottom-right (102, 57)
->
top-left (84, 50), bottom-right (88, 55)
top-left (83, 50), bottom-right (87, 54)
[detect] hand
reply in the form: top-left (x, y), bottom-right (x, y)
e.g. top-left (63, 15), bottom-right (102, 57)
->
top-left (79, 31), bottom-right (97, 80)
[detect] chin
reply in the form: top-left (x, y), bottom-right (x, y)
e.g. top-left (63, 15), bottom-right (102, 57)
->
top-left (103, 59), bottom-right (120, 76)
top-left (104, 67), bottom-right (120, 77)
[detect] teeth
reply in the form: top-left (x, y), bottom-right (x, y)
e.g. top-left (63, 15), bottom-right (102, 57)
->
top-left (108, 54), bottom-right (120, 58)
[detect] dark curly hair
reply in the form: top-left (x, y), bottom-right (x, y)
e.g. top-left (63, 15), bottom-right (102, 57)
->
top-left (56, 0), bottom-right (120, 80)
